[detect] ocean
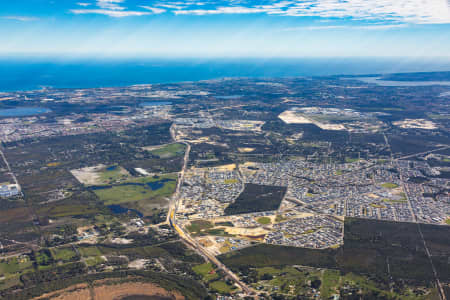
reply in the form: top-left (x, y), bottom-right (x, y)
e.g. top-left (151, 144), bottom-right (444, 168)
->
top-left (0, 57), bottom-right (449, 92)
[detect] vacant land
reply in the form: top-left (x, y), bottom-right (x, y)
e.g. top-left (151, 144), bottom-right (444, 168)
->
top-left (186, 220), bottom-right (214, 235)
top-left (51, 247), bottom-right (77, 262)
top-left (192, 263), bottom-right (218, 282)
top-left (208, 280), bottom-right (235, 294)
top-left (145, 143), bottom-right (186, 158)
top-left (93, 282), bottom-right (185, 300)
top-left (381, 182), bottom-right (399, 189)
top-left (224, 184), bottom-right (287, 215)
top-left (0, 257), bottom-right (33, 277)
top-left (93, 174), bottom-right (177, 206)
top-left (256, 217), bottom-right (271, 225)
top-left (34, 282), bottom-right (185, 300)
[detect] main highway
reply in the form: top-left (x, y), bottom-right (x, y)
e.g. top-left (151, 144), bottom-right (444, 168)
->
top-left (167, 124), bottom-right (254, 296)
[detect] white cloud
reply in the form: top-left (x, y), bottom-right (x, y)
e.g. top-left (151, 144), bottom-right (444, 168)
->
top-left (140, 6), bottom-right (167, 14)
top-left (282, 23), bottom-right (409, 30)
top-left (174, 6), bottom-right (274, 15)
top-left (71, 0), bottom-right (151, 17)
top-left (172, 0), bottom-right (450, 24)
top-left (70, 9), bottom-right (151, 17)
top-left (157, 4), bottom-right (186, 10)
top-left (1, 16), bottom-right (39, 21)
top-left (68, 0), bottom-right (450, 23)
top-left (278, 0), bottom-right (450, 23)
top-left (96, 0), bottom-right (125, 11)
top-left (77, 2), bottom-right (92, 7)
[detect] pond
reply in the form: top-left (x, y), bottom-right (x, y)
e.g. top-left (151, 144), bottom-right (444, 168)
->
top-left (0, 107), bottom-right (51, 117)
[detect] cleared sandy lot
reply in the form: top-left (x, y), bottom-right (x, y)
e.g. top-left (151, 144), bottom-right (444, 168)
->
top-left (278, 110), bottom-right (313, 124)
top-left (33, 282), bottom-right (184, 300)
top-left (393, 119), bottom-right (437, 129)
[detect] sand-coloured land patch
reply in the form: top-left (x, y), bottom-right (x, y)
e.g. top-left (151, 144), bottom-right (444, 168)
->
top-left (279, 110), bottom-right (313, 124)
top-left (393, 119), bottom-right (437, 130)
top-left (93, 282), bottom-right (184, 300)
top-left (238, 147), bottom-right (255, 153)
top-left (70, 164), bottom-right (105, 185)
top-left (279, 110), bottom-right (346, 130)
top-left (213, 164), bottom-right (236, 171)
top-left (225, 227), bottom-right (268, 236)
top-left (33, 281), bottom-right (185, 300)
top-left (32, 284), bottom-right (90, 300)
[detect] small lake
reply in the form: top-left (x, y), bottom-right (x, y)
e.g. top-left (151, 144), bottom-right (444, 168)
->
top-left (106, 165), bottom-right (118, 171)
top-left (140, 101), bottom-right (172, 107)
top-left (351, 77), bottom-right (450, 87)
top-left (0, 107), bottom-right (51, 117)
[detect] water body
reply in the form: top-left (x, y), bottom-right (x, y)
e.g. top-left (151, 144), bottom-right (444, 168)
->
top-left (353, 77), bottom-right (450, 86)
top-left (215, 95), bottom-right (242, 99)
top-left (140, 101), bottom-right (172, 107)
top-left (0, 107), bottom-right (51, 117)
top-left (108, 204), bottom-right (143, 218)
top-left (1, 58), bottom-right (450, 92)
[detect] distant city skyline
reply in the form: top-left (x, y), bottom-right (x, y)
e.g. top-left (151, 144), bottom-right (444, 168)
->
top-left (1, 0), bottom-right (450, 58)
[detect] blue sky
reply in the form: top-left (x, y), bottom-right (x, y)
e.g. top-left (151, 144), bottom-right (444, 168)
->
top-left (0, 0), bottom-right (449, 58)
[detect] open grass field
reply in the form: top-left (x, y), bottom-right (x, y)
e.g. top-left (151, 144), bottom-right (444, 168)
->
top-left (192, 263), bottom-right (219, 282)
top-left (51, 247), bottom-right (77, 262)
top-left (93, 174), bottom-right (177, 205)
top-left (209, 280), bottom-right (235, 294)
top-left (94, 184), bottom-right (153, 205)
top-left (0, 257), bottom-right (33, 276)
top-left (43, 204), bottom-right (100, 218)
top-left (224, 178), bottom-right (239, 184)
top-left (147, 143), bottom-right (186, 158)
top-left (345, 157), bottom-right (360, 163)
top-left (254, 266), bottom-right (322, 295)
top-left (98, 165), bottom-right (131, 184)
top-left (84, 256), bottom-right (105, 267)
top-left (381, 182), bottom-right (399, 189)
top-left (186, 220), bottom-right (213, 234)
top-left (79, 246), bottom-right (102, 257)
top-left (256, 217), bottom-right (271, 225)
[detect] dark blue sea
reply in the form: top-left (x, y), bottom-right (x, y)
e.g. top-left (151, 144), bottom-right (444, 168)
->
top-left (1, 57), bottom-right (450, 92)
